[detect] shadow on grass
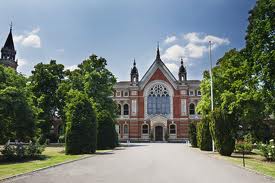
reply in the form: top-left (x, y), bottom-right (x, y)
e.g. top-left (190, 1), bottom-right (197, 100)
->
top-left (0, 155), bottom-right (50, 165)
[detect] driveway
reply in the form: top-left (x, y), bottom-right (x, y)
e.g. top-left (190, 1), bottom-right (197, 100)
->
top-left (2, 143), bottom-right (274, 183)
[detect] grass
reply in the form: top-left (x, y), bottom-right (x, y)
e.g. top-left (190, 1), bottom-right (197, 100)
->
top-left (213, 150), bottom-right (275, 178)
top-left (0, 146), bottom-right (93, 180)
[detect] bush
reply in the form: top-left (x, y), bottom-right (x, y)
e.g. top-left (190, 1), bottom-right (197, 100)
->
top-left (210, 109), bottom-right (236, 156)
top-left (196, 117), bottom-right (212, 151)
top-left (1, 141), bottom-right (45, 161)
top-left (65, 90), bottom-right (97, 154)
top-left (97, 111), bottom-right (118, 150)
top-left (188, 122), bottom-right (197, 147)
top-left (258, 139), bottom-right (275, 161)
top-left (235, 133), bottom-right (253, 154)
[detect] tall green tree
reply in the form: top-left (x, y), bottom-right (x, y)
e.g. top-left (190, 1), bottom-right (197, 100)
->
top-left (245, 0), bottom-right (275, 115)
top-left (65, 90), bottom-right (97, 154)
top-left (30, 60), bottom-right (65, 142)
top-left (0, 66), bottom-right (38, 143)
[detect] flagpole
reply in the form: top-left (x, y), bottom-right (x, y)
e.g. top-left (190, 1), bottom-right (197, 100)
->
top-left (209, 41), bottom-right (215, 152)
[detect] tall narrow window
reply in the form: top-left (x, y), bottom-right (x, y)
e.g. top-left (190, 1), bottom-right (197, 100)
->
top-left (147, 84), bottom-right (170, 115)
top-left (181, 99), bottom-right (186, 115)
top-left (189, 103), bottom-right (195, 115)
top-left (142, 124), bottom-right (149, 134)
top-left (124, 124), bottom-right (128, 134)
top-left (170, 124), bottom-right (176, 134)
top-left (117, 104), bottom-right (121, 115)
top-left (123, 104), bottom-right (129, 115)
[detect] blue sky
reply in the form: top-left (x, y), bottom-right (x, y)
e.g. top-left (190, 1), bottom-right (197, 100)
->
top-left (0, 0), bottom-right (256, 81)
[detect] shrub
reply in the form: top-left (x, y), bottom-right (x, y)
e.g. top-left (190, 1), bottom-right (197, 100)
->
top-left (97, 111), bottom-right (118, 150)
top-left (196, 117), bottom-right (212, 151)
top-left (258, 139), bottom-right (275, 161)
top-left (65, 90), bottom-right (97, 154)
top-left (1, 141), bottom-right (45, 161)
top-left (58, 135), bottom-right (65, 143)
top-left (235, 133), bottom-right (253, 154)
top-left (210, 109), bottom-right (236, 156)
top-left (188, 122), bottom-right (197, 147)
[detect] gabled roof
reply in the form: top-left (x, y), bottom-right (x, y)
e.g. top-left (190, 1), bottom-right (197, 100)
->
top-left (139, 48), bottom-right (178, 89)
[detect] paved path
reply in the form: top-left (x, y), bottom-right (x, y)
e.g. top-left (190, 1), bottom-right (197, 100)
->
top-left (3, 143), bottom-right (275, 183)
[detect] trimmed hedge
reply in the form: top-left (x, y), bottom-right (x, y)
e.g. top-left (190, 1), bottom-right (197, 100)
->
top-left (188, 122), bottom-right (197, 147)
top-left (196, 117), bottom-right (212, 151)
top-left (97, 111), bottom-right (118, 150)
top-left (65, 90), bottom-right (97, 154)
top-left (210, 108), bottom-right (236, 156)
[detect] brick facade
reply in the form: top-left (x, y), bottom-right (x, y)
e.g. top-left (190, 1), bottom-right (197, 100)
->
top-left (113, 49), bottom-right (201, 142)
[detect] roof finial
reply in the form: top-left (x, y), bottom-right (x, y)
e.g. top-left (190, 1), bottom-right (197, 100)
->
top-left (9, 22), bottom-right (13, 32)
top-left (133, 58), bottom-right (136, 66)
top-left (180, 57), bottom-right (183, 65)
top-left (156, 42), bottom-right (161, 60)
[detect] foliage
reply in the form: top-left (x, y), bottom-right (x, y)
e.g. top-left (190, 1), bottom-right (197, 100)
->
top-left (235, 133), bottom-right (253, 154)
top-left (196, 118), bottom-right (212, 151)
top-left (0, 66), bottom-right (38, 144)
top-left (0, 141), bottom-right (45, 161)
top-left (58, 135), bottom-right (65, 143)
top-left (30, 60), bottom-right (65, 142)
top-left (188, 122), bottom-right (197, 147)
top-left (245, 0), bottom-right (275, 115)
top-left (258, 139), bottom-right (275, 161)
top-left (210, 109), bottom-right (236, 156)
top-left (97, 110), bottom-right (118, 150)
top-left (65, 90), bottom-right (97, 154)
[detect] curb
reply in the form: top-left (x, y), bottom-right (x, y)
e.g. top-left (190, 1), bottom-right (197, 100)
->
top-left (0, 155), bottom-right (95, 182)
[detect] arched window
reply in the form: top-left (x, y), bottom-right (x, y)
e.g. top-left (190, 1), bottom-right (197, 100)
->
top-left (123, 104), bottom-right (129, 115)
top-left (147, 84), bottom-right (170, 115)
top-left (189, 103), bottom-right (195, 115)
top-left (170, 124), bottom-right (176, 134)
top-left (124, 124), bottom-right (128, 134)
top-left (117, 104), bottom-right (121, 115)
top-left (142, 124), bottom-right (149, 134)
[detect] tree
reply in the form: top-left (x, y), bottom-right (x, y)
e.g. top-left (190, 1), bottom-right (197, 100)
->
top-left (29, 60), bottom-right (65, 142)
top-left (65, 90), bottom-right (97, 154)
top-left (188, 122), bottom-right (197, 147)
top-left (245, 0), bottom-right (275, 115)
top-left (0, 66), bottom-right (38, 143)
top-left (97, 110), bottom-right (118, 150)
top-left (210, 108), bottom-right (236, 156)
top-left (196, 117), bottom-right (212, 151)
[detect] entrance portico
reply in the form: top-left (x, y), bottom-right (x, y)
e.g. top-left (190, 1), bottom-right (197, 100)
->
top-left (150, 115), bottom-right (167, 141)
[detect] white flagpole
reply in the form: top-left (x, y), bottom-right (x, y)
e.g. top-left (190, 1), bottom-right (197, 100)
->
top-left (209, 41), bottom-right (215, 152)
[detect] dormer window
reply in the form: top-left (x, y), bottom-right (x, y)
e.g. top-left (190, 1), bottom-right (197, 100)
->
top-left (124, 92), bottom-right (128, 96)
top-left (197, 90), bottom-right (201, 96)
top-left (116, 91), bottom-right (121, 97)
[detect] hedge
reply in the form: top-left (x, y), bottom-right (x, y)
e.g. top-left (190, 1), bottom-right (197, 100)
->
top-left (196, 117), bottom-right (212, 151)
top-left (188, 122), bottom-right (197, 147)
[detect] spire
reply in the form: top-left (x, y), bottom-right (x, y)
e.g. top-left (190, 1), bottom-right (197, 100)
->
top-left (156, 42), bottom-right (161, 61)
top-left (3, 23), bottom-right (15, 51)
top-left (130, 58), bottom-right (139, 84)
top-left (178, 57), bottom-right (187, 82)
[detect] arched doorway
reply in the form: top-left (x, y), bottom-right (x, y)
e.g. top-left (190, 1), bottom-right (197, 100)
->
top-left (155, 126), bottom-right (163, 141)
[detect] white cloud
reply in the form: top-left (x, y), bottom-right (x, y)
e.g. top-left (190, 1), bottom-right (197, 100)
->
top-left (183, 32), bottom-right (230, 47)
top-left (65, 65), bottom-right (78, 71)
top-left (14, 27), bottom-right (41, 48)
top-left (164, 36), bottom-right (177, 44)
top-left (165, 63), bottom-right (178, 74)
top-left (162, 32), bottom-right (230, 63)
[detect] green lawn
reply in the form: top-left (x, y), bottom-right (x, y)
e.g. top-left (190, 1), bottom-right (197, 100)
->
top-left (0, 147), bottom-right (93, 180)
top-left (213, 151), bottom-right (275, 178)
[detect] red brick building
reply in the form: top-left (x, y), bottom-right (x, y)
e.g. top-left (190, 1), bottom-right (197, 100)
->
top-left (113, 48), bottom-right (201, 142)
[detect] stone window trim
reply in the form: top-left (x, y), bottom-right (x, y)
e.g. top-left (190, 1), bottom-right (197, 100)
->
top-left (142, 124), bottom-right (149, 134)
top-left (123, 124), bottom-right (129, 134)
top-left (189, 90), bottom-right (195, 96)
top-left (123, 103), bottom-right (129, 115)
top-left (197, 90), bottom-right (201, 96)
top-left (169, 123), bottom-right (177, 134)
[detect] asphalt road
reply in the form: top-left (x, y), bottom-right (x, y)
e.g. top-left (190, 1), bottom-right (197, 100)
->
top-left (3, 143), bottom-right (275, 183)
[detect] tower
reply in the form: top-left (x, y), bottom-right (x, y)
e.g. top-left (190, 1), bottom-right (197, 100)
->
top-left (130, 59), bottom-right (139, 85)
top-left (178, 58), bottom-right (187, 82)
top-left (0, 24), bottom-right (18, 70)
